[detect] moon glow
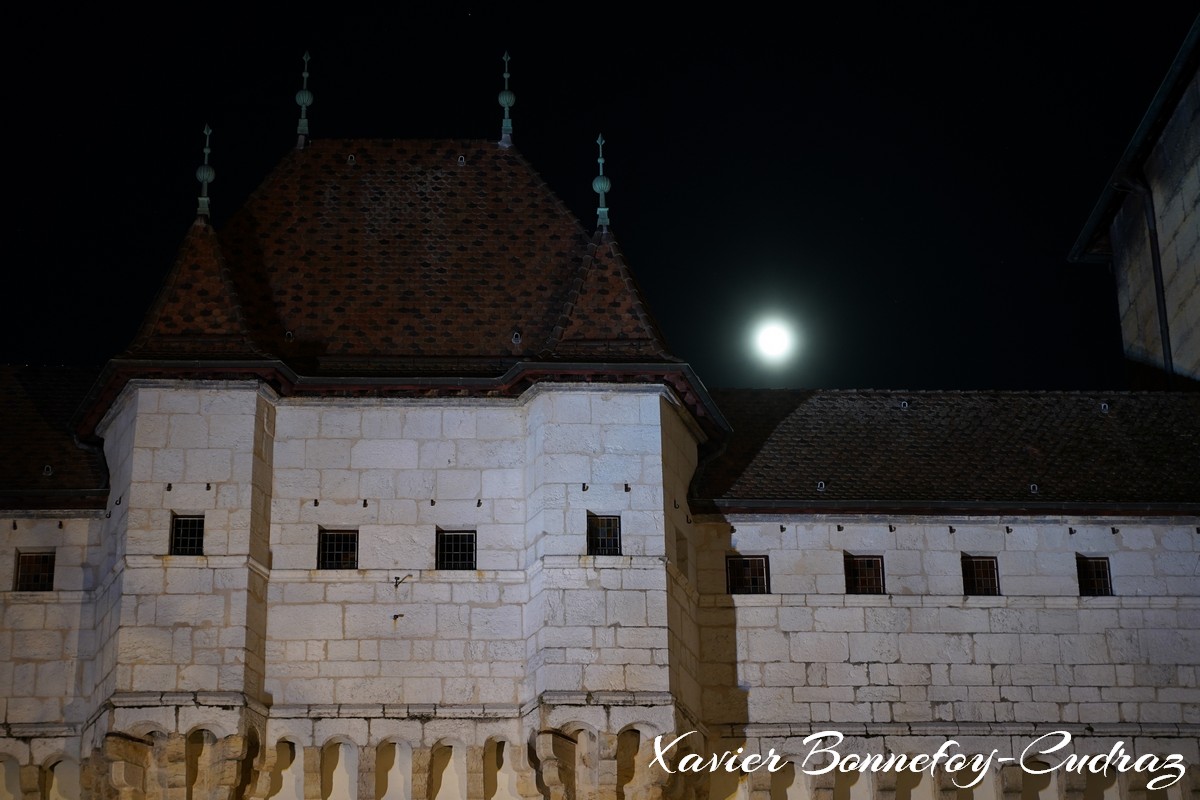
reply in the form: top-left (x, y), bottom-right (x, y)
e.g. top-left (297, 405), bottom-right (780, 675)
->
top-left (753, 320), bottom-right (795, 364)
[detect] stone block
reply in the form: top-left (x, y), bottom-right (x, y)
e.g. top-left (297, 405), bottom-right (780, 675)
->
top-left (351, 440), bottom-right (418, 469)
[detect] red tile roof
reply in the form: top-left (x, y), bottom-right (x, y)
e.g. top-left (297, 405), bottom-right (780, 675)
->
top-left (694, 389), bottom-right (1200, 514)
top-left (208, 139), bottom-right (673, 372)
top-left (71, 138), bottom-right (711, 437)
top-left (0, 366), bottom-right (108, 510)
top-left (123, 218), bottom-right (262, 360)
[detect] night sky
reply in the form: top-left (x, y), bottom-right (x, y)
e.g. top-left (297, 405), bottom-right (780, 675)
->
top-left (7, 8), bottom-right (1198, 390)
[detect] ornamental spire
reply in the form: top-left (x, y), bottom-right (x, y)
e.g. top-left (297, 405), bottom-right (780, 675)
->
top-left (196, 125), bottom-right (215, 217)
top-left (593, 134), bottom-right (611, 232)
top-left (296, 51), bottom-right (314, 149)
top-left (498, 51), bottom-right (515, 147)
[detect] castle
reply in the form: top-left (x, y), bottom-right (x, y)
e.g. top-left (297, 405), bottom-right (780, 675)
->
top-left (1, 37), bottom-right (1198, 800)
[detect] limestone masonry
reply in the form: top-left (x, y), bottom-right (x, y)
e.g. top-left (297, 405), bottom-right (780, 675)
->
top-left (2, 39), bottom-right (1199, 800)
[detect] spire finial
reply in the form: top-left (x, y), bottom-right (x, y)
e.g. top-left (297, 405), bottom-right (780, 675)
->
top-left (498, 51), bottom-right (516, 147)
top-left (296, 51), bottom-right (314, 149)
top-left (593, 134), bottom-right (611, 232)
top-left (196, 124), bottom-right (215, 217)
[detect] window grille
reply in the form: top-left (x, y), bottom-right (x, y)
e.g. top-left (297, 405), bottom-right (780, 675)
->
top-left (318, 530), bottom-right (358, 570)
top-left (587, 513), bottom-right (622, 556)
top-left (961, 554), bottom-right (1000, 595)
top-left (726, 555), bottom-right (770, 594)
top-left (436, 530), bottom-right (476, 570)
top-left (1076, 555), bottom-right (1112, 596)
top-left (844, 553), bottom-right (885, 594)
top-left (170, 514), bottom-right (205, 556)
top-left (15, 551), bottom-right (55, 591)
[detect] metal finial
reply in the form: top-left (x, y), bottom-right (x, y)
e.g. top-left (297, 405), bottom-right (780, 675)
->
top-left (593, 134), bottom-right (611, 231)
top-left (296, 51), bottom-right (314, 148)
top-left (195, 124), bottom-right (215, 217)
top-left (498, 51), bottom-right (516, 147)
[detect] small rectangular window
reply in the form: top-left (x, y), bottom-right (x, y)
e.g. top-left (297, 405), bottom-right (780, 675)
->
top-left (961, 554), bottom-right (1000, 595)
top-left (587, 513), bottom-right (622, 556)
top-left (1077, 555), bottom-right (1112, 596)
top-left (317, 530), bottom-right (358, 570)
top-left (844, 553), bottom-right (885, 594)
top-left (15, 551), bottom-right (55, 592)
top-left (436, 530), bottom-right (476, 570)
top-left (170, 514), bottom-right (205, 556)
top-left (726, 555), bottom-right (770, 594)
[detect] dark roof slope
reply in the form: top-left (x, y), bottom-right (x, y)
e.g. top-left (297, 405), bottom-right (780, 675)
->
top-left (124, 218), bottom-right (262, 360)
top-left (0, 366), bottom-right (108, 510)
top-left (209, 138), bottom-right (673, 374)
top-left (74, 138), bottom-right (721, 439)
top-left (695, 389), bottom-right (1200, 514)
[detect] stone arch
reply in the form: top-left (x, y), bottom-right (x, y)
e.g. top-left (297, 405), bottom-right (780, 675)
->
top-left (710, 769), bottom-right (749, 800)
top-left (564, 724), bottom-right (601, 800)
top-left (427, 740), bottom-right (466, 800)
top-left (185, 728), bottom-right (219, 800)
top-left (185, 721), bottom-right (237, 742)
top-left (44, 758), bottom-right (81, 800)
top-left (771, 760), bottom-right (810, 800)
top-left (831, 768), bottom-right (871, 800)
top-left (376, 740), bottom-right (412, 800)
top-left (1126, 755), bottom-right (1189, 800)
top-left (1, 755), bottom-right (22, 800)
top-left (320, 739), bottom-right (359, 800)
top-left (266, 739), bottom-right (304, 800)
top-left (233, 725), bottom-right (263, 800)
top-left (126, 723), bottom-right (170, 741)
top-left (532, 730), bottom-right (567, 800)
top-left (895, 769), bottom-right (936, 800)
top-left (1019, 761), bottom-right (1059, 800)
top-left (1078, 769), bottom-right (1120, 800)
top-left (947, 760), bottom-right (1000, 800)
top-left (705, 738), bottom-right (755, 800)
top-left (615, 729), bottom-right (641, 800)
top-left (483, 739), bottom-right (522, 800)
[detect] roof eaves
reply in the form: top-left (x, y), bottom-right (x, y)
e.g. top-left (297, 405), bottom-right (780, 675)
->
top-left (1068, 17), bottom-right (1200, 263)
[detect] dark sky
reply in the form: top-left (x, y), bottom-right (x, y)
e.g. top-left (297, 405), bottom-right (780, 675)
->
top-left (7, 8), bottom-right (1197, 390)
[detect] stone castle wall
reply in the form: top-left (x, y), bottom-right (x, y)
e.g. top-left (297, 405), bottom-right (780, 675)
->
top-left (1112, 69), bottom-right (1199, 380)
top-left (2, 381), bottom-right (1198, 799)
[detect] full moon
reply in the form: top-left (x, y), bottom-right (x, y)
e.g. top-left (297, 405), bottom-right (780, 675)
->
top-left (753, 320), bottom-right (795, 364)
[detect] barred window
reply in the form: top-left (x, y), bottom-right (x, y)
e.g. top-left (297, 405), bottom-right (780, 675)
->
top-left (1076, 555), bottom-right (1112, 596)
top-left (961, 554), bottom-right (1000, 596)
top-left (587, 513), bottom-right (622, 556)
top-left (317, 530), bottom-right (358, 570)
top-left (15, 551), bottom-right (55, 592)
top-left (844, 553), bottom-right (885, 594)
top-left (436, 530), bottom-right (476, 570)
top-left (726, 555), bottom-right (770, 594)
top-left (170, 514), bottom-right (205, 556)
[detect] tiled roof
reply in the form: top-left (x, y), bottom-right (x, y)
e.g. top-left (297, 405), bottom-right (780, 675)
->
top-left (200, 139), bottom-right (673, 374)
top-left (694, 389), bottom-right (1200, 513)
top-left (72, 138), bottom-right (714, 438)
top-left (123, 218), bottom-right (263, 360)
top-left (0, 366), bottom-right (108, 510)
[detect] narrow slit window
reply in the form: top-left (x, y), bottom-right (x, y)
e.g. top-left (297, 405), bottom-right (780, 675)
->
top-left (436, 530), bottom-right (476, 570)
top-left (587, 513), bottom-right (622, 556)
top-left (726, 555), bottom-right (770, 594)
top-left (170, 514), bottom-right (205, 556)
top-left (318, 530), bottom-right (358, 570)
top-left (844, 553), bottom-right (885, 594)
